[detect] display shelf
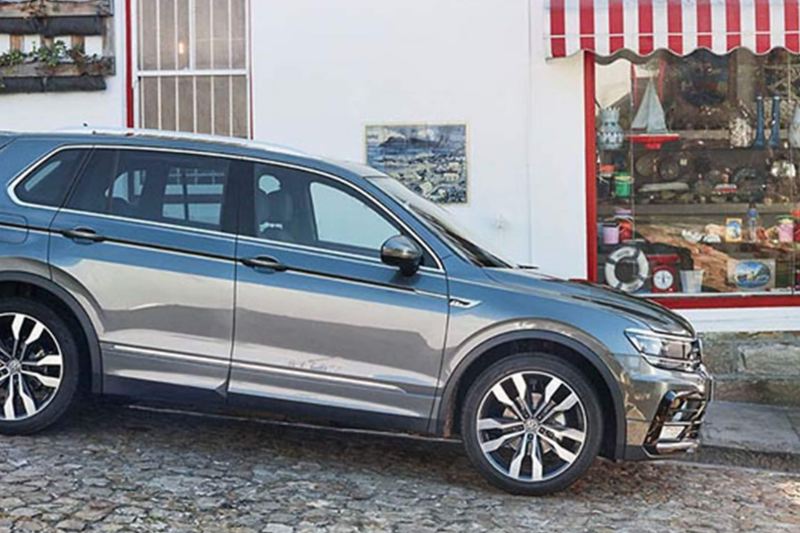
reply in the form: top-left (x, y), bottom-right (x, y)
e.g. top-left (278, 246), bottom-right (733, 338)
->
top-left (598, 202), bottom-right (796, 217)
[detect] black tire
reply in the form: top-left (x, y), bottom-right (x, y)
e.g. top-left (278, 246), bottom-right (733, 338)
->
top-left (0, 297), bottom-right (80, 435)
top-left (461, 353), bottom-right (603, 495)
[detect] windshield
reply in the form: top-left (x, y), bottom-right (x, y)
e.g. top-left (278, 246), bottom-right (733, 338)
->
top-left (368, 176), bottom-right (514, 268)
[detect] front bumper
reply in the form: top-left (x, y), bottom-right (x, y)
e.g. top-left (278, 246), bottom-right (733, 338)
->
top-left (623, 363), bottom-right (714, 460)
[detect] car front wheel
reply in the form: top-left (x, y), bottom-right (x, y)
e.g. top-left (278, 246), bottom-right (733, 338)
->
top-left (0, 298), bottom-right (80, 435)
top-left (461, 354), bottom-right (603, 495)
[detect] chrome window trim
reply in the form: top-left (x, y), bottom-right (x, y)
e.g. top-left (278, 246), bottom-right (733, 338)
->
top-left (6, 144), bottom-right (445, 272)
top-left (265, 261), bottom-right (447, 297)
top-left (237, 234), bottom-right (443, 275)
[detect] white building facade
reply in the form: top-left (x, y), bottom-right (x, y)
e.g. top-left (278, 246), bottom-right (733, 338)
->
top-left (0, 0), bottom-right (798, 333)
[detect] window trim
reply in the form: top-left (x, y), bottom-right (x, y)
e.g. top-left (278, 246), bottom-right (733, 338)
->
top-left (12, 148), bottom-right (91, 209)
top-left (132, 0), bottom-right (252, 137)
top-left (6, 144), bottom-right (445, 272)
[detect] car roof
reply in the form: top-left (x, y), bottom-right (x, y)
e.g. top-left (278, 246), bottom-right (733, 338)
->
top-left (5, 128), bottom-right (376, 184)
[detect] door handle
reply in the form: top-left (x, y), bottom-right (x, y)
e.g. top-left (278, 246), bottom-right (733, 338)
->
top-left (241, 256), bottom-right (288, 271)
top-left (61, 227), bottom-right (105, 243)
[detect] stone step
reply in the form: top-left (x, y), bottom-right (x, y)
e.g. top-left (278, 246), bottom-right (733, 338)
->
top-left (700, 331), bottom-right (800, 407)
top-left (713, 376), bottom-right (800, 407)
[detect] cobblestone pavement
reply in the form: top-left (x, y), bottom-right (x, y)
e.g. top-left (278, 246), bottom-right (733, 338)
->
top-left (0, 401), bottom-right (798, 532)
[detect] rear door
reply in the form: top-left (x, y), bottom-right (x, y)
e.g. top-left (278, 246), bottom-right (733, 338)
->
top-left (49, 147), bottom-right (242, 399)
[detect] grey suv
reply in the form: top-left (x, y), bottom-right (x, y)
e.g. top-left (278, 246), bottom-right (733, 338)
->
top-left (0, 130), bottom-right (712, 495)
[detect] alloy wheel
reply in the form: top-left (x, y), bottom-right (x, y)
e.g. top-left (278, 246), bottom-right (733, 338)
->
top-left (475, 370), bottom-right (587, 483)
top-left (0, 313), bottom-right (63, 421)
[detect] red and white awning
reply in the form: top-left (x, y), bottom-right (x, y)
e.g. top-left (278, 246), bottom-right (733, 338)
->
top-left (545, 1), bottom-right (800, 59)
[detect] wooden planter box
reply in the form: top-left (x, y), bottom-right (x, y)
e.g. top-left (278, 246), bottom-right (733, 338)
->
top-left (0, 58), bottom-right (113, 92)
top-left (0, 1), bottom-right (113, 18)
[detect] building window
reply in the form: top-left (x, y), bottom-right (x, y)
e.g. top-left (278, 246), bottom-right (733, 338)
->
top-left (136, 0), bottom-right (249, 138)
top-left (594, 50), bottom-right (800, 297)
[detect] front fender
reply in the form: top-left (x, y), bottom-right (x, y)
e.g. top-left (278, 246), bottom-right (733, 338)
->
top-left (433, 321), bottom-right (627, 460)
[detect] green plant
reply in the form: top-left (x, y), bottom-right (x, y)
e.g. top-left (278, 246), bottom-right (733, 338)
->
top-left (0, 49), bottom-right (25, 68)
top-left (32, 40), bottom-right (68, 68)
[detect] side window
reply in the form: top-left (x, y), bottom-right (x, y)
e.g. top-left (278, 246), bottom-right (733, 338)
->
top-left (251, 164), bottom-right (305, 243)
top-left (66, 149), bottom-right (231, 231)
top-left (249, 164), bottom-right (433, 265)
top-left (14, 149), bottom-right (89, 207)
top-left (308, 181), bottom-right (398, 255)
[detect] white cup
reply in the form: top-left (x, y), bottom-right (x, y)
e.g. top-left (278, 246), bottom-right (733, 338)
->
top-left (680, 270), bottom-right (704, 293)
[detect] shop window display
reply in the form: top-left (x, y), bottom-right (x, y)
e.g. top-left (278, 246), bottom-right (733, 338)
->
top-left (595, 49), bottom-right (800, 296)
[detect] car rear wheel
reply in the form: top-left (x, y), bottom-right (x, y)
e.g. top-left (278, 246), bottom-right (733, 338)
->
top-left (0, 298), bottom-right (80, 435)
top-left (461, 354), bottom-right (603, 495)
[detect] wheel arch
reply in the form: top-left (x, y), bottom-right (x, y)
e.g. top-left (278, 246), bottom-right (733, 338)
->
top-left (0, 271), bottom-right (102, 394)
top-left (435, 330), bottom-right (627, 461)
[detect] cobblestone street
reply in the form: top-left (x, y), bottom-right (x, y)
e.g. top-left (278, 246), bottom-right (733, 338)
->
top-left (0, 401), bottom-right (798, 532)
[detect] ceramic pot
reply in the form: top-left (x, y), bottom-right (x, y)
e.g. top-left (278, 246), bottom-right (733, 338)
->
top-left (753, 96), bottom-right (766, 148)
top-left (769, 95), bottom-right (782, 148)
top-left (597, 107), bottom-right (625, 151)
top-left (729, 116), bottom-right (754, 148)
top-left (789, 104), bottom-right (800, 148)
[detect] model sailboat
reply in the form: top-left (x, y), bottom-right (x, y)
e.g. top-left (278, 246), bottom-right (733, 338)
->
top-left (629, 78), bottom-right (680, 149)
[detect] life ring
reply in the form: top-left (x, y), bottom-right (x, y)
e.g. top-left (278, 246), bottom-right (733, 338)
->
top-left (605, 245), bottom-right (650, 293)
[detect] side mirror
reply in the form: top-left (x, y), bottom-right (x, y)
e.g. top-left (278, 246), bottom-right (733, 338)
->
top-left (381, 235), bottom-right (423, 276)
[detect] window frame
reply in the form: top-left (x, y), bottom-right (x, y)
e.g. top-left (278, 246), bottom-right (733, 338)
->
top-left (6, 145), bottom-right (444, 272)
top-left (238, 162), bottom-right (444, 271)
top-left (583, 52), bottom-right (800, 310)
top-left (63, 146), bottom-right (239, 235)
top-left (133, 0), bottom-right (251, 137)
top-left (11, 148), bottom-right (91, 209)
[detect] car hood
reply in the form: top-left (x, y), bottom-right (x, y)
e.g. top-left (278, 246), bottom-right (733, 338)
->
top-left (484, 268), bottom-right (695, 336)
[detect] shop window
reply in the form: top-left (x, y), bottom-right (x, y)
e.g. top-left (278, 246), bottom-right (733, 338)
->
top-left (595, 50), bottom-right (800, 297)
top-left (137, 0), bottom-right (249, 138)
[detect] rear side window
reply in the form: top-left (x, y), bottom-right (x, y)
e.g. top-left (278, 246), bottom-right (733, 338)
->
top-left (14, 149), bottom-right (89, 207)
top-left (66, 149), bottom-right (232, 232)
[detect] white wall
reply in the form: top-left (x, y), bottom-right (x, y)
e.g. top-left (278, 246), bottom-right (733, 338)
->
top-left (528, 14), bottom-right (588, 279)
top-left (0, 0), bottom-right (126, 131)
top-left (250, 0), bottom-right (538, 265)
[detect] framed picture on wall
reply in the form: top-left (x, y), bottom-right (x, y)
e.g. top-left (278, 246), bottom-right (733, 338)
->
top-left (365, 124), bottom-right (467, 204)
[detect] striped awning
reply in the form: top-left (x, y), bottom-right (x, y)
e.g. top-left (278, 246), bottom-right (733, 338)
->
top-left (545, 1), bottom-right (800, 59)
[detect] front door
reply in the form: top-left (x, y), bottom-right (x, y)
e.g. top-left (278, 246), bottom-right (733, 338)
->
top-left (49, 147), bottom-right (241, 398)
top-left (229, 163), bottom-right (449, 430)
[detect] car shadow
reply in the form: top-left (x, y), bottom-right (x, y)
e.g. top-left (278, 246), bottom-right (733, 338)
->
top-left (33, 398), bottom-right (712, 501)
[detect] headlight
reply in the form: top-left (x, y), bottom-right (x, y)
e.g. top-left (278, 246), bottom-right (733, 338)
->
top-left (625, 329), bottom-right (701, 371)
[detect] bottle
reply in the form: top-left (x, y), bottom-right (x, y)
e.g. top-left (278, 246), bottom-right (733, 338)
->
top-left (746, 203), bottom-right (759, 242)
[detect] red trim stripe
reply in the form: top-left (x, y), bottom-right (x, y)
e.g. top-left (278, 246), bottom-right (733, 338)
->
top-left (787, 0), bottom-right (800, 53)
top-left (609, 0), bottom-right (624, 53)
top-left (755, 0), bottom-right (771, 53)
top-left (726, 0), bottom-right (742, 51)
top-left (667, 0), bottom-right (683, 55)
top-left (579, 0), bottom-right (595, 51)
top-left (124, 0), bottom-right (134, 128)
top-left (550, 0), bottom-right (567, 57)
top-left (696, 0), bottom-right (713, 49)
top-left (638, 0), bottom-right (654, 55)
top-left (656, 295), bottom-right (800, 310)
top-left (583, 53), bottom-right (598, 282)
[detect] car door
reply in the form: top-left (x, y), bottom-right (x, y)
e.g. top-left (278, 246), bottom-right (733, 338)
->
top-left (229, 162), bottom-right (449, 430)
top-left (49, 146), bottom-right (242, 399)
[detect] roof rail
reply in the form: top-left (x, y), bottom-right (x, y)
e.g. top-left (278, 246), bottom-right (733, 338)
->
top-left (56, 126), bottom-right (308, 157)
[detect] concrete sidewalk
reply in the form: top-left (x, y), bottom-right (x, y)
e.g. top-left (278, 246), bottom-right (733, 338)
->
top-left (701, 400), bottom-right (800, 456)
